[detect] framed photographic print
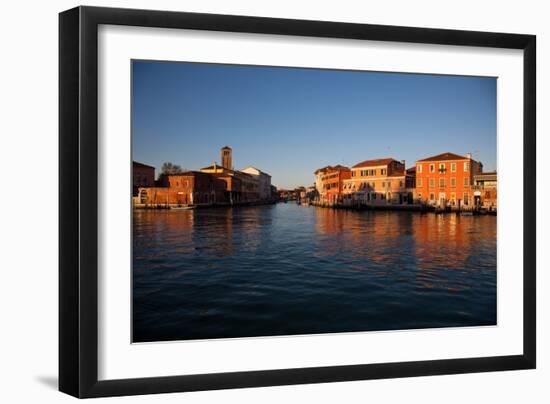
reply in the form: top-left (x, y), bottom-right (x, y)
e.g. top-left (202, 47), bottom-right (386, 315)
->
top-left (59, 6), bottom-right (536, 398)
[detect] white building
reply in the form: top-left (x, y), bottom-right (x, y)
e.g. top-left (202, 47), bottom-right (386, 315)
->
top-left (240, 166), bottom-right (272, 201)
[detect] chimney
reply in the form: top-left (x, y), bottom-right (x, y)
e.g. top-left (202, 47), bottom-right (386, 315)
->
top-left (467, 153), bottom-right (472, 160)
top-left (400, 160), bottom-right (405, 166)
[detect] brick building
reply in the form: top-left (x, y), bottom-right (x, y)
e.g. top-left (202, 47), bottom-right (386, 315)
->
top-left (132, 161), bottom-right (155, 196)
top-left (136, 171), bottom-right (227, 207)
top-left (414, 152), bottom-right (483, 208)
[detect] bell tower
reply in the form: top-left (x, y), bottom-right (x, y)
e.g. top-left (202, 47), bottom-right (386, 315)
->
top-left (221, 146), bottom-right (232, 170)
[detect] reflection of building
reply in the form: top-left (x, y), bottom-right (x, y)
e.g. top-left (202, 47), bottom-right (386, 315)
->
top-left (316, 165), bottom-right (351, 205)
top-left (343, 158), bottom-right (409, 204)
top-left (415, 152), bottom-right (483, 208)
top-left (132, 161), bottom-right (155, 196)
top-left (473, 171), bottom-right (497, 210)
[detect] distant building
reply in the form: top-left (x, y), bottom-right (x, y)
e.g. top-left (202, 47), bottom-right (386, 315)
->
top-left (132, 161), bottom-right (155, 196)
top-left (415, 152), bottom-right (483, 208)
top-left (270, 185), bottom-right (278, 200)
top-left (241, 166), bottom-right (272, 201)
top-left (473, 171), bottom-right (497, 210)
top-left (133, 146), bottom-right (275, 208)
top-left (314, 166), bottom-right (332, 198)
top-left (344, 158), bottom-right (408, 204)
top-left (316, 165), bottom-right (351, 205)
top-left (200, 163), bottom-right (262, 203)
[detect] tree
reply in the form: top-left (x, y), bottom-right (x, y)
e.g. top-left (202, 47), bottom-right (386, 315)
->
top-left (160, 162), bottom-right (184, 175)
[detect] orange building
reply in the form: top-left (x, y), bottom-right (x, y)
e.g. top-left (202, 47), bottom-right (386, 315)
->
top-left (316, 165), bottom-right (351, 205)
top-left (415, 152), bottom-right (483, 208)
top-left (343, 158), bottom-right (411, 204)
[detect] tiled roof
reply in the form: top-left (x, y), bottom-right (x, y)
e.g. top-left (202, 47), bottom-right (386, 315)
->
top-left (406, 166), bottom-right (416, 174)
top-left (417, 152), bottom-right (468, 162)
top-left (352, 158), bottom-right (398, 168)
top-left (314, 165), bottom-right (349, 174)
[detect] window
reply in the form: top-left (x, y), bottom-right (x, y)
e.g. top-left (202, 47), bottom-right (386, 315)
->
top-left (450, 177), bottom-right (456, 188)
top-left (352, 171), bottom-right (356, 177)
top-left (429, 164), bottom-right (435, 173)
top-left (185, 180), bottom-right (189, 188)
top-left (430, 193), bottom-right (435, 201)
top-left (381, 168), bottom-right (387, 175)
top-left (417, 192), bottom-right (422, 199)
top-left (381, 182), bottom-right (385, 188)
top-left (417, 165), bottom-right (422, 173)
top-left (439, 178), bottom-right (445, 188)
top-left (464, 162), bottom-right (470, 172)
top-left (464, 192), bottom-right (470, 205)
top-left (439, 163), bottom-right (445, 171)
top-left (399, 180), bottom-right (403, 187)
top-left (464, 177), bottom-right (469, 187)
top-left (429, 178), bottom-right (435, 188)
top-left (451, 162), bottom-right (457, 172)
top-left (417, 178), bottom-right (423, 187)
top-left (450, 192), bottom-right (456, 201)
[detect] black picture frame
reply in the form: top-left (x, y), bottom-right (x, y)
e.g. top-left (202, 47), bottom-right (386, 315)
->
top-left (59, 5), bottom-right (536, 398)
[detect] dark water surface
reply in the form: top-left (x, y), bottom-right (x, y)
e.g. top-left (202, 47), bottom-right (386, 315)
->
top-left (133, 203), bottom-right (496, 342)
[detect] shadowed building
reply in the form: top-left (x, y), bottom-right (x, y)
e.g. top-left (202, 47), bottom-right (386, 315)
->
top-left (221, 146), bottom-right (233, 170)
top-left (132, 161), bottom-right (155, 196)
top-left (240, 166), bottom-right (272, 201)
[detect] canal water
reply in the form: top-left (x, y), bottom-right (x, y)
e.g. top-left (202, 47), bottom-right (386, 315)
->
top-left (133, 203), bottom-right (496, 342)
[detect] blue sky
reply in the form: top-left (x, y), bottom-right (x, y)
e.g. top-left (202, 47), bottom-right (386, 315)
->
top-left (132, 60), bottom-right (496, 189)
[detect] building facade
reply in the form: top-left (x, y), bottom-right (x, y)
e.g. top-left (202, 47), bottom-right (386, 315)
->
top-left (316, 165), bottom-right (351, 205)
top-left (132, 161), bottom-right (155, 196)
top-left (473, 171), bottom-right (497, 211)
top-left (343, 158), bottom-right (409, 205)
top-left (136, 171), bottom-right (226, 207)
top-left (240, 166), bottom-right (272, 201)
top-left (414, 152), bottom-right (483, 208)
